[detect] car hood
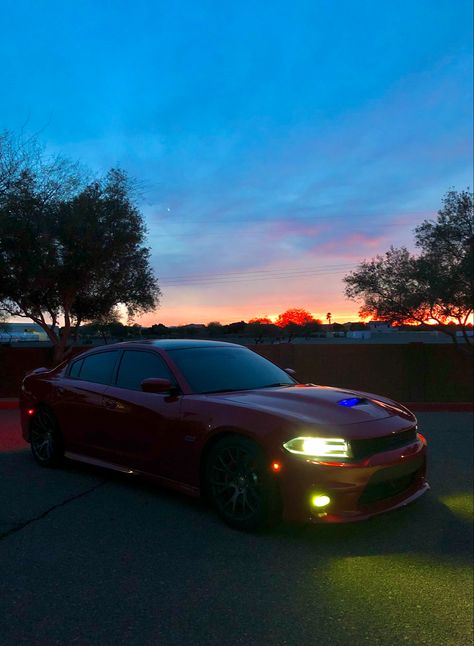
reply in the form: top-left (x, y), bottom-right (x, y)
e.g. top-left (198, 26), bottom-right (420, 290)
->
top-left (207, 385), bottom-right (413, 426)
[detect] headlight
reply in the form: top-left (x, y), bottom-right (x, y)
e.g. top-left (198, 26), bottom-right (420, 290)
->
top-left (283, 436), bottom-right (351, 458)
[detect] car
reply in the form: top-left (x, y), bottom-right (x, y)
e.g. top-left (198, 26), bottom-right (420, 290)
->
top-left (20, 339), bottom-right (429, 530)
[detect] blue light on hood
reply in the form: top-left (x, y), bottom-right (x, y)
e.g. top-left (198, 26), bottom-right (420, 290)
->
top-left (338, 397), bottom-right (362, 407)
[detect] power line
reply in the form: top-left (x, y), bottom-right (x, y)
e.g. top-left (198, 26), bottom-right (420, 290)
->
top-left (160, 267), bottom-right (353, 287)
top-left (158, 262), bottom-right (353, 281)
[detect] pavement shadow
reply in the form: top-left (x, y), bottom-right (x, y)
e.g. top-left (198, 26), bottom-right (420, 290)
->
top-left (59, 452), bottom-right (473, 566)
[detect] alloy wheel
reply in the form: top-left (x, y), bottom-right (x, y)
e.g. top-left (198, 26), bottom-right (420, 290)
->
top-left (30, 408), bottom-right (62, 466)
top-left (208, 443), bottom-right (264, 522)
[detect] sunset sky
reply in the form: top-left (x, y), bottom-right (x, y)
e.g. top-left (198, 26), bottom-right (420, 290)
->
top-left (2, 1), bottom-right (473, 325)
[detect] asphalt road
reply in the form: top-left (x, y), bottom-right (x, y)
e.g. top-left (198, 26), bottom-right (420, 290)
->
top-left (0, 412), bottom-right (472, 646)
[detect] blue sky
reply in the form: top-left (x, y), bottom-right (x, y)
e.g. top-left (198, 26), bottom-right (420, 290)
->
top-left (2, 0), bottom-right (473, 324)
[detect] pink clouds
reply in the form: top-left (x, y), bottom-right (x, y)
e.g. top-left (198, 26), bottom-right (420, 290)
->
top-left (311, 231), bottom-right (388, 257)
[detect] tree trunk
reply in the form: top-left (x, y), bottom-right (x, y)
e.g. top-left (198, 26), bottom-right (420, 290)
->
top-left (52, 336), bottom-right (70, 365)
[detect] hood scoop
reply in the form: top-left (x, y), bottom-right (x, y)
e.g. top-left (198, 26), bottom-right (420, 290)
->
top-left (337, 397), bottom-right (367, 407)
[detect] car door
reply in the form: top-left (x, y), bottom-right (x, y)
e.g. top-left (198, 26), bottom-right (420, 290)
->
top-left (99, 349), bottom-right (185, 478)
top-left (53, 350), bottom-right (121, 459)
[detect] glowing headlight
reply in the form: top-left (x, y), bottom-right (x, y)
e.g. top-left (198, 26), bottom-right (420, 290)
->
top-left (283, 436), bottom-right (351, 458)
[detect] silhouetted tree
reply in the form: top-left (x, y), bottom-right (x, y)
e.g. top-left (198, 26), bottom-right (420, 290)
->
top-left (224, 321), bottom-right (248, 335)
top-left (275, 308), bottom-right (315, 327)
top-left (344, 189), bottom-right (473, 350)
top-left (207, 321), bottom-right (223, 337)
top-left (80, 309), bottom-right (125, 343)
top-left (0, 136), bottom-right (161, 363)
top-left (302, 320), bottom-right (323, 339)
top-left (148, 323), bottom-right (169, 337)
top-left (248, 317), bottom-right (273, 325)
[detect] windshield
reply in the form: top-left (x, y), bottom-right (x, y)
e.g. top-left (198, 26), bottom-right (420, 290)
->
top-left (168, 346), bottom-right (296, 394)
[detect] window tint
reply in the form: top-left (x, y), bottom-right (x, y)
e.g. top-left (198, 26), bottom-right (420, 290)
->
top-left (116, 350), bottom-right (175, 391)
top-left (168, 346), bottom-right (295, 394)
top-left (79, 351), bottom-right (120, 385)
top-left (69, 359), bottom-right (83, 378)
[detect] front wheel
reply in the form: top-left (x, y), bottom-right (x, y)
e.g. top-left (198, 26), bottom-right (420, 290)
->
top-left (205, 436), bottom-right (281, 531)
top-left (30, 407), bottom-right (64, 467)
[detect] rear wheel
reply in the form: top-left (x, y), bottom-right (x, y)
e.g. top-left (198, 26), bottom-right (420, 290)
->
top-left (205, 436), bottom-right (281, 531)
top-left (30, 407), bottom-right (64, 467)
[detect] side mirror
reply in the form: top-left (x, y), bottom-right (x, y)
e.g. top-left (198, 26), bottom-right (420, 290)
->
top-left (284, 368), bottom-right (296, 376)
top-left (141, 377), bottom-right (173, 393)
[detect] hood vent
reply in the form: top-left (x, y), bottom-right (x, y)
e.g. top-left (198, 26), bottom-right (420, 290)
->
top-left (337, 397), bottom-right (366, 407)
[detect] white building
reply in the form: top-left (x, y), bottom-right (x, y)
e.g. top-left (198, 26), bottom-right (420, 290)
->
top-left (0, 322), bottom-right (56, 342)
top-left (346, 330), bottom-right (372, 339)
top-left (367, 321), bottom-right (397, 333)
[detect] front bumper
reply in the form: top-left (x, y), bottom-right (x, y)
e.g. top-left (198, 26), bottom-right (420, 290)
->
top-left (277, 435), bottom-right (428, 523)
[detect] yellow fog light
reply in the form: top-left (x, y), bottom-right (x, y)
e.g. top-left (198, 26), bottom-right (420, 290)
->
top-left (311, 494), bottom-right (331, 508)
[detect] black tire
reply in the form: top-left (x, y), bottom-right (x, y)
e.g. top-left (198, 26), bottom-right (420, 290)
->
top-left (30, 407), bottom-right (64, 467)
top-left (205, 435), bottom-right (281, 531)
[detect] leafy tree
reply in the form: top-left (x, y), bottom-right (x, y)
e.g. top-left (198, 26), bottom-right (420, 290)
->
top-left (344, 189), bottom-right (473, 350)
top-left (148, 323), bottom-right (169, 337)
top-left (275, 308), bottom-right (316, 327)
top-left (247, 317), bottom-right (274, 343)
top-left (0, 136), bottom-right (161, 363)
top-left (178, 325), bottom-right (199, 337)
top-left (246, 321), bottom-right (273, 343)
top-left (80, 309), bottom-right (125, 344)
top-left (302, 320), bottom-right (323, 339)
top-left (223, 321), bottom-right (248, 335)
top-left (248, 317), bottom-right (273, 325)
top-left (128, 323), bottom-right (143, 337)
top-left (206, 321), bottom-right (223, 337)
top-left (282, 321), bottom-right (300, 342)
top-left (332, 322), bottom-right (345, 335)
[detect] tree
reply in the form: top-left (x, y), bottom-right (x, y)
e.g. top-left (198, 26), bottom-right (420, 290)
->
top-left (344, 189), bottom-right (473, 350)
top-left (80, 309), bottom-right (125, 344)
top-left (206, 321), bottom-right (223, 337)
top-left (302, 320), bottom-right (323, 339)
top-left (148, 323), bottom-right (169, 337)
top-left (0, 136), bottom-right (161, 363)
top-left (326, 312), bottom-right (332, 325)
top-left (248, 317), bottom-right (273, 325)
top-left (223, 321), bottom-right (248, 335)
top-left (275, 308), bottom-right (315, 327)
top-left (246, 320), bottom-right (277, 343)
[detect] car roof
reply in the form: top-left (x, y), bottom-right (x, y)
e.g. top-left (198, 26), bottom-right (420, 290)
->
top-left (125, 339), bottom-right (240, 350)
top-left (73, 339), bottom-right (241, 358)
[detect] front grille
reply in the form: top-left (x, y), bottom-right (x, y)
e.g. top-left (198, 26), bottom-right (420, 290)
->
top-left (359, 458), bottom-right (424, 506)
top-left (350, 428), bottom-right (417, 461)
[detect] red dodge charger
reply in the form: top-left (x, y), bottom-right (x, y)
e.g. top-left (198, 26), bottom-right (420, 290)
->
top-left (20, 340), bottom-right (429, 530)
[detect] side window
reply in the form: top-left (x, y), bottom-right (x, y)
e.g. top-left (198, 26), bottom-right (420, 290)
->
top-left (79, 351), bottom-right (120, 385)
top-left (69, 359), bottom-right (83, 378)
top-left (116, 350), bottom-right (175, 391)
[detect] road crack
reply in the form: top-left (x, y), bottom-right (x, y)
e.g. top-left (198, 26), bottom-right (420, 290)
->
top-left (0, 480), bottom-right (107, 541)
